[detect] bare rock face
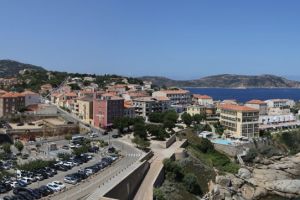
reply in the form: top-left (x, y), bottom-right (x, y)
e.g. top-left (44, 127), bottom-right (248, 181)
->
top-left (203, 153), bottom-right (300, 200)
top-left (216, 176), bottom-right (231, 187)
top-left (264, 180), bottom-right (300, 197)
top-left (237, 168), bottom-right (251, 179)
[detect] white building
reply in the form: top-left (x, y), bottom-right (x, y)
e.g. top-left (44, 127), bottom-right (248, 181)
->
top-left (21, 91), bottom-right (40, 106)
top-left (265, 99), bottom-right (295, 109)
top-left (132, 96), bottom-right (170, 117)
top-left (152, 89), bottom-right (191, 105)
top-left (245, 99), bottom-right (268, 115)
top-left (193, 94), bottom-right (213, 106)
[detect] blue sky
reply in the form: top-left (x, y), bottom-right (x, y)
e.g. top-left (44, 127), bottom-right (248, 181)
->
top-left (0, 1), bottom-right (300, 80)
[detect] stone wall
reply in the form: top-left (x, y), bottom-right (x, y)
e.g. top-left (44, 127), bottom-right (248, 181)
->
top-left (165, 134), bottom-right (176, 148)
top-left (103, 161), bottom-right (150, 200)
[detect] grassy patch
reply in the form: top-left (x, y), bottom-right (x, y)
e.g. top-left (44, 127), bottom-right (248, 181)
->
top-left (180, 128), bottom-right (240, 174)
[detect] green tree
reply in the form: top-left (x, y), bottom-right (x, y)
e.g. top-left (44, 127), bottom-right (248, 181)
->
top-left (153, 188), bottom-right (166, 200)
top-left (72, 145), bottom-right (89, 156)
top-left (134, 121), bottom-right (147, 139)
top-left (193, 113), bottom-right (206, 123)
top-left (113, 117), bottom-right (129, 134)
top-left (2, 143), bottom-right (12, 154)
top-left (148, 112), bottom-right (163, 123)
top-left (197, 138), bottom-right (214, 153)
top-left (14, 141), bottom-right (24, 153)
top-left (132, 136), bottom-right (150, 150)
top-left (163, 159), bottom-right (183, 181)
top-left (181, 112), bottom-right (193, 126)
top-left (183, 173), bottom-right (202, 195)
top-left (64, 134), bottom-right (72, 140)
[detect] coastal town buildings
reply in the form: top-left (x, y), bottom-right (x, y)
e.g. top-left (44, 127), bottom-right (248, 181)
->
top-left (132, 96), bottom-right (170, 117)
top-left (93, 94), bottom-right (124, 128)
top-left (0, 92), bottom-right (26, 117)
top-left (193, 94), bottom-right (213, 106)
top-left (219, 104), bottom-right (259, 138)
top-left (77, 96), bottom-right (94, 125)
top-left (152, 89), bottom-right (191, 105)
top-left (21, 90), bottom-right (40, 106)
top-left (186, 105), bottom-right (206, 116)
top-left (245, 99), bottom-right (268, 115)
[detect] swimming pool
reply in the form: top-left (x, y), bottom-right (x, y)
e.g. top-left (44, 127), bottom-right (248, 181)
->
top-left (211, 139), bottom-right (232, 145)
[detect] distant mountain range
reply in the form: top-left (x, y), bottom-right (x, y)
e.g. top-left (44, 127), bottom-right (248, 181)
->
top-left (140, 74), bottom-right (300, 88)
top-left (0, 59), bottom-right (45, 77)
top-left (1, 59), bottom-right (299, 88)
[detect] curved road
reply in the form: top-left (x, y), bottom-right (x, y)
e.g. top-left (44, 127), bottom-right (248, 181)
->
top-left (50, 140), bottom-right (143, 200)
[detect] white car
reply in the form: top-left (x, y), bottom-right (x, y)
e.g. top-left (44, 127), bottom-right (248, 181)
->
top-left (52, 181), bottom-right (66, 190)
top-left (47, 183), bottom-right (60, 192)
top-left (90, 133), bottom-right (98, 138)
top-left (10, 181), bottom-right (19, 188)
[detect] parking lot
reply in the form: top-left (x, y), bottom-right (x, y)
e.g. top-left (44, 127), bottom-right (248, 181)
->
top-left (0, 144), bottom-right (119, 199)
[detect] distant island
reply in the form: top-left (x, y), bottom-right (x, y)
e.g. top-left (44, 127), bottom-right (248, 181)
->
top-left (140, 74), bottom-right (300, 88)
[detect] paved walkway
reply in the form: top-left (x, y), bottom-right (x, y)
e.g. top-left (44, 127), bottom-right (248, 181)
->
top-left (133, 139), bottom-right (186, 200)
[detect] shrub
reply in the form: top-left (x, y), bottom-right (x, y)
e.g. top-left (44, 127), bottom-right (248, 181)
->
top-left (183, 173), bottom-right (202, 195)
top-left (196, 138), bottom-right (214, 153)
top-left (153, 188), bottom-right (166, 200)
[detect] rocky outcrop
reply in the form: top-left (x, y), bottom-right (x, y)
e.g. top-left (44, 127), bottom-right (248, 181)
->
top-left (203, 153), bottom-right (300, 200)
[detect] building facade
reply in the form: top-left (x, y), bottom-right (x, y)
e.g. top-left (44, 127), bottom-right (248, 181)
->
top-left (132, 97), bottom-right (170, 117)
top-left (77, 97), bottom-right (94, 125)
top-left (186, 105), bottom-right (206, 116)
top-left (93, 95), bottom-right (124, 128)
top-left (22, 91), bottom-right (40, 106)
top-left (152, 89), bottom-right (191, 105)
top-left (193, 94), bottom-right (213, 106)
top-left (0, 92), bottom-right (26, 117)
top-left (219, 104), bottom-right (259, 138)
top-left (245, 99), bottom-right (268, 116)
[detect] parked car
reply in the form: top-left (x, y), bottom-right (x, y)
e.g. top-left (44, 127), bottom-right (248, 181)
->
top-left (64, 175), bottom-right (78, 185)
top-left (46, 183), bottom-right (60, 192)
top-left (51, 181), bottom-right (65, 190)
top-left (37, 185), bottom-right (53, 197)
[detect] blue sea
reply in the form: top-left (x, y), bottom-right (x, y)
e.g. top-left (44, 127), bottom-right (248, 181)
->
top-left (186, 88), bottom-right (300, 103)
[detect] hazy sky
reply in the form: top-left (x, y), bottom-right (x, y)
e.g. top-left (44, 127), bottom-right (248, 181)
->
top-left (1, 1), bottom-right (300, 80)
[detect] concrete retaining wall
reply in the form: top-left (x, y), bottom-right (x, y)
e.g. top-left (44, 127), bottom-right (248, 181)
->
top-left (153, 165), bottom-right (165, 188)
top-left (104, 161), bottom-right (150, 200)
top-left (165, 134), bottom-right (176, 148)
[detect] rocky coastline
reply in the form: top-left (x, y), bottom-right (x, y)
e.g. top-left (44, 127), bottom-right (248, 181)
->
top-left (203, 153), bottom-right (300, 200)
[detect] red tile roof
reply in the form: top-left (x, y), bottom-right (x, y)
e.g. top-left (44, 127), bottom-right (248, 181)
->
top-left (0, 92), bottom-right (24, 98)
top-left (220, 104), bottom-right (258, 112)
top-left (193, 94), bottom-right (212, 99)
top-left (246, 99), bottom-right (267, 105)
top-left (160, 89), bottom-right (190, 94)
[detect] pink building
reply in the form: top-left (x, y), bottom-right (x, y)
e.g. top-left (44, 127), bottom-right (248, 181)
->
top-left (93, 94), bottom-right (124, 128)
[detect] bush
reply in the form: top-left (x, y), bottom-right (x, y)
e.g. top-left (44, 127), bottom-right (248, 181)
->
top-left (181, 112), bottom-right (193, 126)
top-left (196, 138), bottom-right (214, 153)
top-left (149, 112), bottom-right (164, 123)
top-left (163, 159), bottom-right (183, 181)
top-left (183, 173), bottom-right (202, 195)
top-left (64, 134), bottom-right (72, 140)
top-left (57, 152), bottom-right (72, 161)
top-left (1, 143), bottom-right (12, 154)
top-left (14, 141), bottom-right (24, 153)
top-left (18, 159), bottom-right (56, 171)
top-left (153, 188), bottom-right (166, 200)
top-left (132, 136), bottom-right (150, 150)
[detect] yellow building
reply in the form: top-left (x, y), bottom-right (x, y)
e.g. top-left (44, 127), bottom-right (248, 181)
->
top-left (77, 97), bottom-right (93, 125)
top-left (186, 105), bottom-right (206, 116)
top-left (220, 104), bottom-right (259, 138)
